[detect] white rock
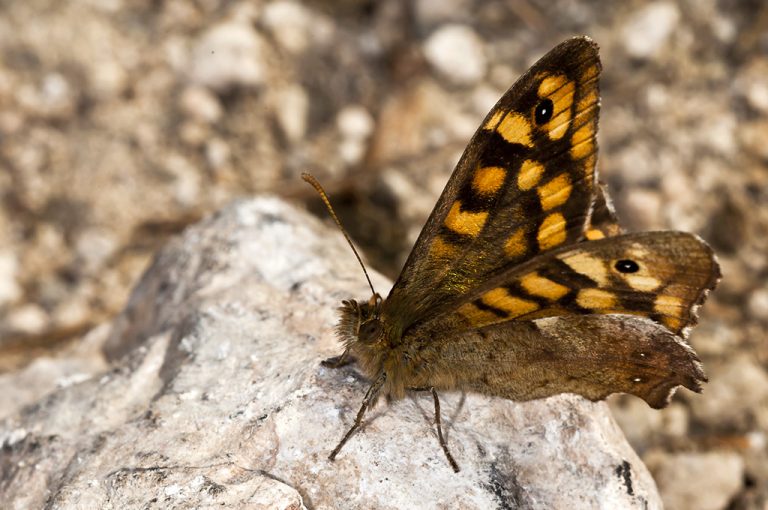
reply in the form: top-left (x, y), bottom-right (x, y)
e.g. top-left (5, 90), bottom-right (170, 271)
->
top-left (0, 250), bottom-right (21, 307)
top-left (188, 21), bottom-right (266, 91)
top-left (423, 24), bottom-right (487, 86)
top-left (622, 2), bottom-right (680, 59)
top-left (0, 199), bottom-right (662, 508)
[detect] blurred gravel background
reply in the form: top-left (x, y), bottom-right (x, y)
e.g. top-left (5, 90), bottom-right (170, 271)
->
top-left (0, 1), bottom-right (766, 508)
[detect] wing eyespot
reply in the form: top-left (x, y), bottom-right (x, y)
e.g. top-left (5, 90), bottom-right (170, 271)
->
top-left (534, 98), bottom-right (554, 125)
top-left (614, 259), bottom-right (640, 274)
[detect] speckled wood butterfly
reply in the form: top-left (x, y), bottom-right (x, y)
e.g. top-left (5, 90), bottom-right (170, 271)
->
top-left (304, 36), bottom-right (720, 472)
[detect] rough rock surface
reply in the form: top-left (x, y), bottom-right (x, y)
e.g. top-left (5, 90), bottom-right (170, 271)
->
top-left (0, 199), bottom-right (662, 509)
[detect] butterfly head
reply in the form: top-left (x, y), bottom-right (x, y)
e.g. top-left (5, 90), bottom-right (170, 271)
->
top-left (337, 293), bottom-right (385, 347)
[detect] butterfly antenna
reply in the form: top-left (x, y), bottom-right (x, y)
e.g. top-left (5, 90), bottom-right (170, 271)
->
top-left (301, 173), bottom-right (377, 297)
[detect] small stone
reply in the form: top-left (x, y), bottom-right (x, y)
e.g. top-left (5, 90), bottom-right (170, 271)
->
top-left (7, 304), bottom-right (49, 336)
top-left (205, 138), bottom-right (232, 172)
top-left (178, 121), bottom-right (210, 147)
top-left (414, 0), bottom-right (472, 28)
top-left (738, 119), bottom-right (768, 160)
top-left (748, 288), bottom-right (768, 321)
top-left (698, 114), bottom-right (736, 156)
top-left (336, 105), bottom-right (375, 164)
top-left (336, 105), bottom-right (375, 140)
top-left (623, 189), bottom-right (663, 230)
top-left (52, 297), bottom-right (91, 330)
top-left (644, 450), bottom-right (744, 510)
top-left (689, 356), bottom-right (768, 428)
top-left (16, 72), bottom-right (78, 120)
top-left (621, 2), bottom-right (680, 59)
top-left (423, 24), bottom-right (487, 86)
top-left (75, 229), bottom-right (119, 274)
top-left (179, 86), bottom-right (223, 124)
top-left (613, 144), bottom-right (660, 185)
top-left (188, 21), bottom-right (266, 91)
top-left (261, 0), bottom-right (315, 54)
top-left (272, 83), bottom-right (309, 142)
top-left (0, 250), bottom-right (21, 307)
top-left (162, 153), bottom-right (201, 207)
top-left (90, 61), bottom-right (128, 99)
top-left (734, 60), bottom-right (768, 113)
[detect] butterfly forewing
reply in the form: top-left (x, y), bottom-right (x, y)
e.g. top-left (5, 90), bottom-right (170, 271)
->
top-left (384, 38), bottom-right (602, 330)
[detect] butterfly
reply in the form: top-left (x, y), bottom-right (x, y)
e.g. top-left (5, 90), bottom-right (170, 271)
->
top-left (303, 36), bottom-right (720, 472)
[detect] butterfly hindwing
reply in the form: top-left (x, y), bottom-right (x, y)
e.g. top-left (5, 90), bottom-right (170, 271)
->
top-left (384, 37), bottom-right (602, 329)
top-left (407, 314), bottom-right (706, 409)
top-left (439, 231), bottom-right (719, 335)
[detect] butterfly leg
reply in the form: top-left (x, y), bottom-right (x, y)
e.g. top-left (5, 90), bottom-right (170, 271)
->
top-left (430, 388), bottom-right (460, 472)
top-left (329, 372), bottom-right (386, 461)
top-left (321, 349), bottom-right (353, 368)
top-left (409, 386), bottom-right (460, 472)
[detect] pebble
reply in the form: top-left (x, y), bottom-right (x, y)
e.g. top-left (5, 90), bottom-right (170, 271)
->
top-left (623, 189), bottom-right (663, 230)
top-left (188, 21), bottom-right (266, 91)
top-left (423, 24), bottom-right (487, 86)
top-left (206, 138), bottom-right (232, 173)
top-left (336, 105), bottom-right (374, 140)
top-left (414, 0), bottom-right (471, 28)
top-left (644, 450), bottom-right (744, 510)
top-left (748, 288), bottom-right (768, 321)
top-left (689, 356), bottom-right (768, 428)
top-left (273, 83), bottom-right (309, 143)
top-left (336, 105), bottom-right (374, 165)
top-left (0, 250), bottom-right (21, 307)
top-left (75, 229), bottom-right (119, 274)
top-left (261, 0), bottom-right (315, 54)
top-left (621, 2), bottom-right (680, 59)
top-left (7, 304), bottom-right (49, 336)
top-left (179, 86), bottom-right (223, 124)
top-left (735, 60), bottom-right (768, 113)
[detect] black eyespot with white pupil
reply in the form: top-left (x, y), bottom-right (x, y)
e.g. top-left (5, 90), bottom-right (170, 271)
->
top-left (615, 259), bottom-right (640, 273)
top-left (534, 98), bottom-right (553, 124)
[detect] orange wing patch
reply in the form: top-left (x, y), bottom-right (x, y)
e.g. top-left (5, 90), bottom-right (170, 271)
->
top-left (472, 166), bottom-right (507, 195)
top-left (537, 213), bottom-right (567, 250)
top-left (444, 201), bottom-right (488, 237)
top-left (538, 173), bottom-right (573, 211)
top-left (485, 111), bottom-right (534, 147)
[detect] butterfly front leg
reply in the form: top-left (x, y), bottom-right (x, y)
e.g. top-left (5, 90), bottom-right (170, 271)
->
top-left (321, 349), bottom-right (354, 369)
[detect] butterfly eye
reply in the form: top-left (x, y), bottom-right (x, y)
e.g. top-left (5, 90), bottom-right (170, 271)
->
top-left (614, 259), bottom-right (640, 273)
top-left (359, 319), bottom-right (383, 345)
top-left (534, 98), bottom-right (554, 124)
